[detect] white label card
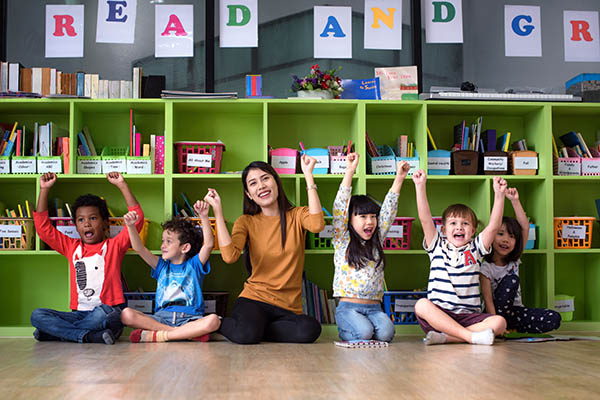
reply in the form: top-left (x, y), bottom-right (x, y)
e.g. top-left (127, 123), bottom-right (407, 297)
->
top-left (330, 160), bottom-right (347, 174)
top-left (554, 299), bottom-right (575, 312)
top-left (319, 225), bottom-right (334, 238)
top-left (394, 298), bottom-right (417, 313)
top-left (205, 299), bottom-right (216, 314)
top-left (371, 158), bottom-right (396, 173)
top-left (515, 156), bottom-right (538, 170)
top-left (0, 159), bottom-right (9, 173)
top-left (0, 224), bottom-right (22, 238)
top-left (12, 159), bottom-right (36, 173)
top-left (582, 159), bottom-right (600, 174)
top-left (558, 159), bottom-right (581, 176)
top-left (313, 155), bottom-right (330, 169)
top-left (57, 225), bottom-right (81, 239)
top-left (187, 153), bottom-right (212, 168)
top-left (272, 155), bottom-right (296, 170)
top-left (38, 159), bottom-right (62, 173)
top-left (78, 159), bottom-right (102, 174)
top-left (386, 224), bottom-right (404, 238)
top-left (428, 157), bottom-right (451, 170)
top-left (562, 224), bottom-right (586, 240)
top-left (103, 159), bottom-right (127, 173)
top-left (127, 159), bottom-right (152, 174)
top-left (484, 157), bottom-right (508, 171)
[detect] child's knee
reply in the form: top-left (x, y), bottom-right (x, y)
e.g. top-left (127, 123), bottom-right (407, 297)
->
top-left (489, 315), bottom-right (507, 334)
top-left (206, 314), bottom-right (221, 331)
top-left (414, 298), bottom-right (432, 317)
top-left (120, 307), bottom-right (136, 325)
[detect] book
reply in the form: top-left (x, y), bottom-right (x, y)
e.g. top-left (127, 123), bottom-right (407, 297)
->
top-left (454, 121), bottom-right (465, 150)
top-left (0, 62), bottom-right (8, 92)
top-left (135, 133), bottom-right (141, 156)
top-left (334, 340), bottom-right (389, 348)
top-left (77, 130), bottom-right (91, 156)
top-left (82, 126), bottom-right (97, 156)
top-left (397, 135), bottom-right (408, 157)
top-left (76, 72), bottom-right (85, 97)
top-left (84, 74), bottom-right (92, 97)
top-left (8, 63), bottom-right (22, 92)
top-left (20, 68), bottom-right (32, 92)
top-left (161, 90), bottom-right (237, 99)
top-left (56, 71), bottom-right (62, 95)
top-left (154, 135), bottom-right (165, 174)
top-left (90, 74), bottom-right (100, 99)
top-left (133, 67), bottom-right (142, 99)
top-left (49, 68), bottom-right (57, 95)
top-left (142, 75), bottom-right (166, 98)
top-left (130, 109), bottom-right (134, 156)
top-left (481, 129), bottom-right (496, 152)
top-left (340, 78), bottom-right (381, 100)
top-left (62, 137), bottom-right (70, 173)
top-left (41, 67), bottom-right (52, 96)
top-left (374, 66), bottom-right (418, 100)
top-left (108, 80), bottom-right (120, 99)
top-left (32, 68), bottom-right (42, 95)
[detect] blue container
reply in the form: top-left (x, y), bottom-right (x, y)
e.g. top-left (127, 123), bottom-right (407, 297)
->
top-left (427, 149), bottom-right (451, 175)
top-left (525, 223), bottom-right (536, 250)
top-left (367, 145), bottom-right (397, 175)
top-left (383, 290), bottom-right (427, 325)
top-left (397, 150), bottom-right (419, 176)
top-left (301, 148), bottom-right (329, 174)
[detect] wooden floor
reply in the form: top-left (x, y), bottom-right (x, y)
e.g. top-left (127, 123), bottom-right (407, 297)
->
top-left (2, 333), bottom-right (600, 399)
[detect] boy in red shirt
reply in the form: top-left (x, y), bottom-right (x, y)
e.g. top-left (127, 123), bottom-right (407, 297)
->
top-left (31, 172), bottom-right (144, 344)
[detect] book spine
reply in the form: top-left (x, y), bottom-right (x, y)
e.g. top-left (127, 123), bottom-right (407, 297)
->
top-left (155, 136), bottom-right (165, 174)
top-left (76, 72), bottom-right (85, 97)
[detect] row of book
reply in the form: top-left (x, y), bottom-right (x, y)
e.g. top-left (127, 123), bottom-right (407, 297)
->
top-left (302, 274), bottom-right (336, 324)
top-left (1, 120), bottom-right (69, 159)
top-left (396, 135), bottom-right (416, 158)
top-left (0, 61), bottom-right (142, 99)
top-left (555, 131), bottom-right (600, 158)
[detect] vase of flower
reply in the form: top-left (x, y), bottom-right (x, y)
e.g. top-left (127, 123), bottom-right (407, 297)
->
top-left (296, 89), bottom-right (334, 99)
top-left (291, 64), bottom-right (343, 99)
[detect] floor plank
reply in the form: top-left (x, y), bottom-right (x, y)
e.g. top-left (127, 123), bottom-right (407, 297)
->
top-left (1, 334), bottom-right (599, 399)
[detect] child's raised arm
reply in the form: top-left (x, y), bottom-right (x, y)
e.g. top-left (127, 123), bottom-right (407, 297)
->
top-left (480, 176), bottom-right (507, 250)
top-left (390, 160), bottom-right (410, 194)
top-left (506, 187), bottom-right (529, 246)
top-left (193, 199), bottom-right (214, 265)
top-left (124, 210), bottom-right (158, 269)
top-left (37, 172), bottom-right (57, 212)
top-left (412, 169), bottom-right (436, 247)
top-left (204, 188), bottom-right (232, 250)
top-left (301, 154), bottom-right (323, 215)
top-left (107, 172), bottom-right (138, 208)
top-left (341, 152), bottom-right (359, 188)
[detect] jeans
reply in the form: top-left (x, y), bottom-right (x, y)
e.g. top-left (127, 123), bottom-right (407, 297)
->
top-left (335, 301), bottom-right (395, 342)
top-left (150, 310), bottom-right (202, 327)
top-left (30, 304), bottom-right (124, 343)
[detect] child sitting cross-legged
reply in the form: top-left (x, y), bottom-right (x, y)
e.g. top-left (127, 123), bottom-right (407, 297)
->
top-left (412, 170), bottom-right (508, 345)
top-left (120, 197), bottom-right (220, 343)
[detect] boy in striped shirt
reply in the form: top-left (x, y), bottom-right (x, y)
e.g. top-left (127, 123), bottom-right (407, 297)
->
top-left (412, 170), bottom-right (507, 345)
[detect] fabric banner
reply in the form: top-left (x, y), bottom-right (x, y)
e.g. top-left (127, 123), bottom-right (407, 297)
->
top-left (45, 5), bottom-right (84, 58)
top-left (220, 0), bottom-right (258, 48)
top-left (364, 0), bottom-right (402, 50)
top-left (505, 5), bottom-right (542, 57)
top-left (96, 0), bottom-right (137, 44)
top-left (425, 0), bottom-right (463, 43)
top-left (314, 6), bottom-right (352, 59)
top-left (564, 10), bottom-right (600, 62)
top-left (155, 4), bottom-right (194, 58)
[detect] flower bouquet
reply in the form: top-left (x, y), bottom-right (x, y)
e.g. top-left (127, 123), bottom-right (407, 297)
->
top-left (291, 64), bottom-right (343, 99)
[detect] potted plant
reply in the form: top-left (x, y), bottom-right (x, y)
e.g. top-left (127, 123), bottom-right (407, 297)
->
top-left (291, 64), bottom-right (343, 99)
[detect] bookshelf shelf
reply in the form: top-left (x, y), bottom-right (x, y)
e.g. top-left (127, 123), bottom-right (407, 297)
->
top-left (1, 98), bottom-right (599, 336)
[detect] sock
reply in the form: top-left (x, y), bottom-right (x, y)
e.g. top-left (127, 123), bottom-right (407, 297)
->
top-left (85, 329), bottom-right (115, 345)
top-left (105, 314), bottom-right (124, 338)
top-left (33, 328), bottom-right (59, 342)
top-left (190, 333), bottom-right (210, 342)
top-left (423, 331), bottom-right (447, 346)
top-left (470, 328), bottom-right (495, 345)
top-left (129, 329), bottom-right (169, 343)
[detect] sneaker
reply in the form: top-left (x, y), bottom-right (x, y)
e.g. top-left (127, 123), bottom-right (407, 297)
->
top-left (86, 329), bottom-right (116, 345)
top-left (33, 328), bottom-right (59, 342)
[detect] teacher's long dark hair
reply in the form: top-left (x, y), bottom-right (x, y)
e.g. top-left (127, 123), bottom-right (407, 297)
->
top-left (241, 161), bottom-right (294, 275)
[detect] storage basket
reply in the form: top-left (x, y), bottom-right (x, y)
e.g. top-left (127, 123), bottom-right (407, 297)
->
top-left (203, 291), bottom-right (229, 316)
top-left (108, 217), bottom-right (150, 245)
top-left (553, 217), bottom-right (595, 249)
top-left (49, 217), bottom-right (79, 239)
top-left (383, 290), bottom-right (427, 325)
top-left (270, 147), bottom-right (297, 174)
top-left (187, 217), bottom-right (220, 250)
top-left (581, 157), bottom-right (600, 176)
top-left (482, 151), bottom-right (508, 175)
top-left (306, 217), bottom-right (334, 249)
top-left (452, 150), bottom-right (479, 175)
top-left (328, 146), bottom-right (347, 174)
top-left (367, 145), bottom-right (396, 175)
top-left (383, 217), bottom-right (414, 250)
top-left (553, 156), bottom-right (581, 176)
top-left (101, 146), bottom-right (129, 174)
top-left (0, 156), bottom-right (10, 173)
top-left (0, 218), bottom-right (34, 250)
top-left (124, 292), bottom-right (155, 314)
top-left (175, 141), bottom-right (225, 174)
top-left (301, 147), bottom-right (329, 174)
top-left (510, 150), bottom-right (538, 175)
top-left (427, 149), bottom-right (451, 175)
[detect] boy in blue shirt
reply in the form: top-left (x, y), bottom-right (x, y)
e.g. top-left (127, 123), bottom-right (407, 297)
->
top-left (120, 198), bottom-right (220, 342)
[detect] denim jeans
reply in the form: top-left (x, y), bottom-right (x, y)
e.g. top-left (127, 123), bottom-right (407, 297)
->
top-left (150, 310), bottom-right (202, 327)
top-left (335, 301), bottom-right (395, 342)
top-left (30, 304), bottom-right (124, 343)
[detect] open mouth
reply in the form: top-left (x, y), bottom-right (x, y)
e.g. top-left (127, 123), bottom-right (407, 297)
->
top-left (453, 233), bottom-right (465, 240)
top-left (84, 231), bottom-right (94, 239)
top-left (363, 228), bottom-right (374, 236)
top-left (258, 190), bottom-right (271, 199)
top-left (499, 243), bottom-right (510, 250)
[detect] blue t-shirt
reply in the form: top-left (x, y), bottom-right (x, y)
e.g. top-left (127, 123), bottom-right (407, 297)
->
top-left (152, 255), bottom-right (210, 315)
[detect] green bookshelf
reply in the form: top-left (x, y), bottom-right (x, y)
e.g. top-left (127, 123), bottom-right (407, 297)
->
top-left (1, 98), bottom-right (599, 336)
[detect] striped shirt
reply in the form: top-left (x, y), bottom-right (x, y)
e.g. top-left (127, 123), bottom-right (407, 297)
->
top-left (424, 231), bottom-right (491, 314)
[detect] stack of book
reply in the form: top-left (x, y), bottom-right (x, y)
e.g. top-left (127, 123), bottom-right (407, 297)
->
top-left (161, 90), bottom-right (238, 99)
top-left (302, 273), bottom-right (336, 324)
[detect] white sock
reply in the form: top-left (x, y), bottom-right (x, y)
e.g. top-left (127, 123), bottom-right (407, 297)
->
top-left (423, 331), bottom-right (447, 345)
top-left (470, 328), bottom-right (495, 345)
